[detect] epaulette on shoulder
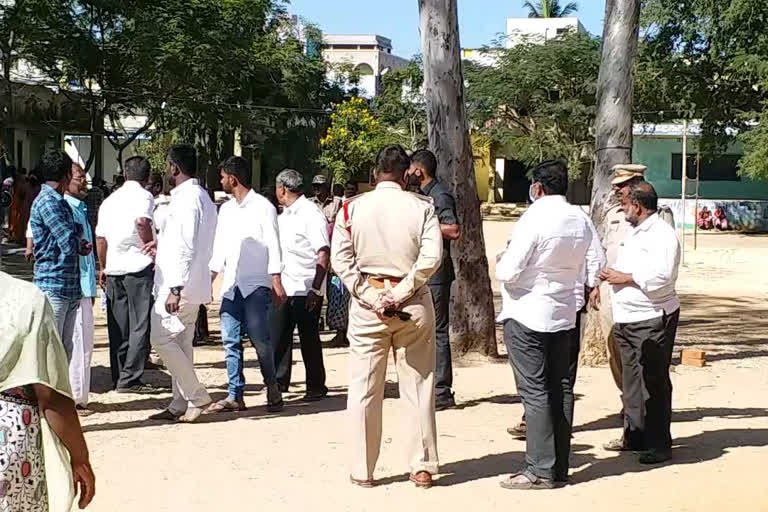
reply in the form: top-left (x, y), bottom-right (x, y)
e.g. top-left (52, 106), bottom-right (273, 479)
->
top-left (342, 192), bottom-right (366, 205)
top-left (407, 191), bottom-right (435, 204)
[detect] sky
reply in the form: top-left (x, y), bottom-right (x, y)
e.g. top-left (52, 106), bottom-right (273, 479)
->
top-left (285, 0), bottom-right (607, 58)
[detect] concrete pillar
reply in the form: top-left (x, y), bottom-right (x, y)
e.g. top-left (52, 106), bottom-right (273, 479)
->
top-left (494, 158), bottom-right (505, 202)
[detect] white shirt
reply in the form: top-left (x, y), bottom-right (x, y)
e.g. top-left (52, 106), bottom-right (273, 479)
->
top-left (278, 195), bottom-right (330, 297)
top-left (95, 181), bottom-right (154, 275)
top-left (153, 194), bottom-right (171, 234)
top-left (610, 213), bottom-right (681, 323)
top-left (496, 195), bottom-right (599, 333)
top-left (209, 189), bottom-right (282, 301)
top-left (575, 207), bottom-right (606, 310)
top-left (154, 178), bottom-right (218, 304)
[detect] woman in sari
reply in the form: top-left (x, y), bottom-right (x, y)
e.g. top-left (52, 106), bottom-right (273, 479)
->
top-left (0, 271), bottom-right (96, 511)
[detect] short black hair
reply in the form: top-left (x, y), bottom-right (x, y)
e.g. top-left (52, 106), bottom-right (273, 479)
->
top-left (220, 156), bottom-right (251, 186)
top-left (345, 181), bottom-right (358, 192)
top-left (332, 183), bottom-right (344, 197)
top-left (629, 181), bottom-right (658, 212)
top-left (167, 143), bottom-right (197, 177)
top-left (124, 156), bottom-right (152, 182)
top-left (376, 144), bottom-right (410, 175)
top-left (532, 159), bottom-right (568, 196)
top-left (411, 149), bottom-right (437, 178)
top-left (39, 150), bottom-right (73, 183)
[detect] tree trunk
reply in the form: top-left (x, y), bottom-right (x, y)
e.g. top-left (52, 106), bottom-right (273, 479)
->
top-left (581, 0), bottom-right (641, 366)
top-left (419, 0), bottom-right (498, 356)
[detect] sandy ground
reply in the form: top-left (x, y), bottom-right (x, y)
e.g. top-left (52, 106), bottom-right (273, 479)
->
top-left (3, 223), bottom-right (768, 512)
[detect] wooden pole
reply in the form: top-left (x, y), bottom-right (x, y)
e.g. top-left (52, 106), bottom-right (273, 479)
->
top-left (681, 119), bottom-right (687, 264)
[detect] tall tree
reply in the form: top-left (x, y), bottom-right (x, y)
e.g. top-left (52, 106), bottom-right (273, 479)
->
top-left (523, 0), bottom-right (578, 18)
top-left (419, 0), bottom-right (497, 356)
top-left (581, 0), bottom-right (641, 365)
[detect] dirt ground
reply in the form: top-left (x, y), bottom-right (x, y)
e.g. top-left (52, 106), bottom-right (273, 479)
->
top-left (5, 223), bottom-right (768, 512)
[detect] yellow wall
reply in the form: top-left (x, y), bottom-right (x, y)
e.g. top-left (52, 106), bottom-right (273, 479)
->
top-left (472, 135), bottom-right (493, 203)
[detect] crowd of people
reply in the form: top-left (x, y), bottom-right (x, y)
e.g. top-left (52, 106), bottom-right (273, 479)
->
top-left (0, 140), bottom-right (682, 510)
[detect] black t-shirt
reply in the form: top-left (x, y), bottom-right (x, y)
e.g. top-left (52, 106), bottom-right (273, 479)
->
top-left (422, 179), bottom-right (458, 285)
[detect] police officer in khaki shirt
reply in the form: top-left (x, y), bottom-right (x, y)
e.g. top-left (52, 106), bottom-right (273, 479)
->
top-left (592, 164), bottom-right (648, 392)
top-left (331, 145), bottom-right (442, 489)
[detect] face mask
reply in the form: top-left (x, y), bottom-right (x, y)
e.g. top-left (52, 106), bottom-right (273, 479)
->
top-left (528, 183), bottom-right (538, 203)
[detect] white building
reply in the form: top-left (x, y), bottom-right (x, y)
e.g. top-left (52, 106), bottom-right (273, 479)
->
top-left (322, 34), bottom-right (410, 97)
top-left (505, 17), bottom-right (587, 47)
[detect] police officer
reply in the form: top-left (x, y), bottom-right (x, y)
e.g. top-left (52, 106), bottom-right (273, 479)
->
top-left (593, 164), bottom-right (648, 393)
top-left (331, 145), bottom-right (442, 489)
top-left (408, 149), bottom-right (461, 410)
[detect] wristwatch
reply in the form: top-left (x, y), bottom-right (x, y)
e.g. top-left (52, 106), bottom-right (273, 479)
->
top-left (310, 287), bottom-right (323, 296)
top-left (170, 286), bottom-right (184, 297)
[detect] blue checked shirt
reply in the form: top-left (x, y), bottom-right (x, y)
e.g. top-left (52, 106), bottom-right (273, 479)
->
top-left (30, 184), bottom-right (82, 300)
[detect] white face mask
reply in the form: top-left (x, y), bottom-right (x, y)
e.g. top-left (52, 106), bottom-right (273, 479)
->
top-left (528, 183), bottom-right (538, 203)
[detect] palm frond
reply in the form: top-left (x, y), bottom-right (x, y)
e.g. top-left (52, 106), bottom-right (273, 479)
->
top-left (523, 0), bottom-right (542, 18)
top-left (559, 1), bottom-right (579, 16)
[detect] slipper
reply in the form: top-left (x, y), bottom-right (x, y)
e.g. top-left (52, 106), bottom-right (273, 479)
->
top-left (349, 475), bottom-right (375, 488)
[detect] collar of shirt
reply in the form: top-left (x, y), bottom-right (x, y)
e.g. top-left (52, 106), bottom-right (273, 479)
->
top-left (41, 183), bottom-right (63, 199)
top-left (421, 179), bottom-right (438, 196)
top-left (64, 193), bottom-right (85, 210)
top-left (170, 178), bottom-right (199, 197)
top-left (375, 181), bottom-right (403, 192)
top-left (283, 194), bottom-right (310, 215)
top-left (632, 212), bottom-right (660, 234)
top-left (234, 189), bottom-right (258, 208)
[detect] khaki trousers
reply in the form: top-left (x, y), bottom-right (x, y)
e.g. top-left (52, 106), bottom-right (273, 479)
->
top-left (599, 282), bottom-right (623, 391)
top-left (150, 298), bottom-right (211, 416)
top-left (347, 287), bottom-right (439, 480)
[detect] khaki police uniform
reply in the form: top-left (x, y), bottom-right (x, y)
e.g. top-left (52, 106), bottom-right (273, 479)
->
top-left (330, 180), bottom-right (442, 481)
top-left (599, 163), bottom-right (649, 391)
top-left (599, 199), bottom-right (632, 390)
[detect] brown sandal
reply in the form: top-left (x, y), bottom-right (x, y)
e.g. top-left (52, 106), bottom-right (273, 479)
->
top-left (410, 471), bottom-right (433, 489)
top-left (205, 398), bottom-right (246, 414)
top-left (349, 475), bottom-right (375, 488)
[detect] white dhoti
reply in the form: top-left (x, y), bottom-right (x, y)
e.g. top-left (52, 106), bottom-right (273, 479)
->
top-left (69, 297), bottom-right (95, 406)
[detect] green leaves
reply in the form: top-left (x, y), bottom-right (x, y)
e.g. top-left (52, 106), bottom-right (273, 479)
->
top-left (464, 32), bottom-right (599, 178)
top-left (638, 0), bottom-right (768, 177)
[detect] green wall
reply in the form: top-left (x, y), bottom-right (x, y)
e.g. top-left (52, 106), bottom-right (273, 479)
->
top-left (633, 136), bottom-right (768, 200)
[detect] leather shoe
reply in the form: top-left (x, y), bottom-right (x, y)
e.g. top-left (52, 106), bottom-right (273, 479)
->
top-left (435, 393), bottom-right (456, 411)
top-left (410, 471), bottom-right (433, 489)
top-left (639, 449), bottom-right (672, 464)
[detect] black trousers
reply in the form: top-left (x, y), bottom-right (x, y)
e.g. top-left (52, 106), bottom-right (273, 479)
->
top-left (271, 296), bottom-right (328, 394)
top-left (520, 311), bottom-right (582, 426)
top-left (505, 318), bottom-right (573, 482)
top-left (615, 309), bottom-right (680, 452)
top-left (429, 283), bottom-right (453, 399)
top-left (106, 265), bottom-right (153, 389)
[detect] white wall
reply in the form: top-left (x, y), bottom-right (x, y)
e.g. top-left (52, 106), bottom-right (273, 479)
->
top-left (64, 135), bottom-right (143, 185)
top-left (505, 17), bottom-right (585, 47)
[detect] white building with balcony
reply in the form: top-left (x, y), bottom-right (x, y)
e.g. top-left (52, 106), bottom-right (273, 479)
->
top-left (505, 17), bottom-right (587, 47)
top-left (322, 34), bottom-right (410, 97)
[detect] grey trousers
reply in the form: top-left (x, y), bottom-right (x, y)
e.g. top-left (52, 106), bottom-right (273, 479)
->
top-left (505, 318), bottom-right (572, 482)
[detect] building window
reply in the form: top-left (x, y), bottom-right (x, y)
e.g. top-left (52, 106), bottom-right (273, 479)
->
top-left (556, 28), bottom-right (568, 35)
top-left (671, 153), bottom-right (742, 181)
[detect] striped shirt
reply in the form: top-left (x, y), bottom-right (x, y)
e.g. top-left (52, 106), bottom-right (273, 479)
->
top-left (29, 184), bottom-right (82, 300)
